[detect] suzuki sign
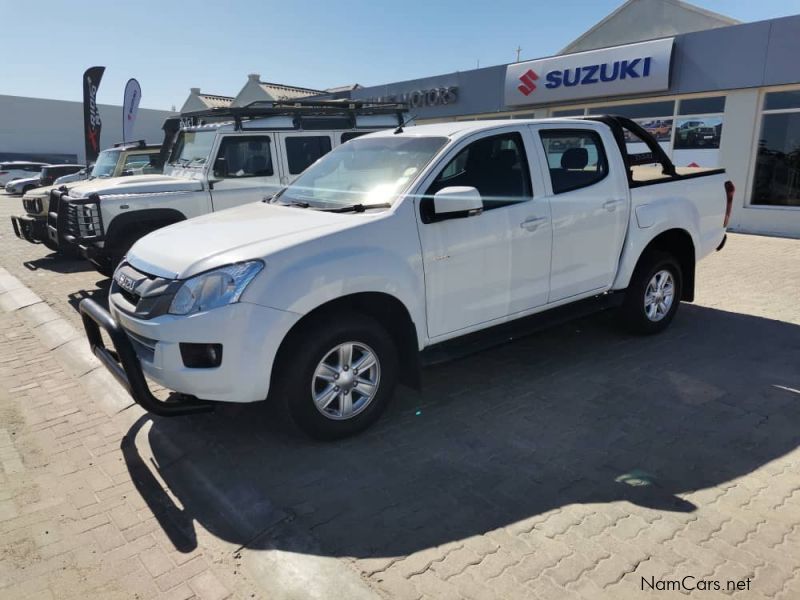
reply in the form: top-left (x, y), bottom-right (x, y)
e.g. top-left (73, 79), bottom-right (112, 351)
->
top-left (505, 38), bottom-right (673, 107)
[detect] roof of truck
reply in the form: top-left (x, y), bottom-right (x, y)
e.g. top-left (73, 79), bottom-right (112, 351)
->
top-left (366, 118), bottom-right (593, 140)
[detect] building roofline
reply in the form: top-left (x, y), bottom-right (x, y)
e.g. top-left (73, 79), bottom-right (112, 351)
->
top-left (559, 0), bottom-right (739, 54)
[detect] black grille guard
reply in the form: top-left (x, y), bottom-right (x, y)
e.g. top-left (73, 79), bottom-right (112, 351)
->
top-left (79, 298), bottom-right (214, 416)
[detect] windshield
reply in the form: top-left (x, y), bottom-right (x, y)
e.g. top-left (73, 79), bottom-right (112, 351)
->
top-left (90, 150), bottom-right (120, 178)
top-left (275, 136), bottom-right (448, 209)
top-left (169, 130), bottom-right (216, 166)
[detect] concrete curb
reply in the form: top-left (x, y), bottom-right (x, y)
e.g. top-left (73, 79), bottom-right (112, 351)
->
top-left (0, 266), bottom-right (381, 600)
top-left (0, 266), bottom-right (132, 415)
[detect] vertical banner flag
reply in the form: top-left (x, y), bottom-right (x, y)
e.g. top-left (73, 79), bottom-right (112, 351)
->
top-left (82, 66), bottom-right (106, 163)
top-left (123, 78), bottom-right (142, 145)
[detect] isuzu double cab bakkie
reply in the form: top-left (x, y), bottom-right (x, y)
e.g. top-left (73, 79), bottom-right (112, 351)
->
top-left (51, 101), bottom-right (406, 276)
top-left (79, 116), bottom-right (733, 440)
top-left (11, 141), bottom-right (160, 251)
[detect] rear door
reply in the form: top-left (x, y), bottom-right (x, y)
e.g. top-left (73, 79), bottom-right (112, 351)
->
top-left (531, 125), bottom-right (629, 302)
top-left (208, 134), bottom-right (283, 211)
top-left (274, 132), bottom-right (334, 186)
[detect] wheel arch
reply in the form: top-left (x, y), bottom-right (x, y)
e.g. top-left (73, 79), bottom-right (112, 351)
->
top-left (272, 292), bottom-right (422, 391)
top-left (633, 228), bottom-right (696, 301)
top-left (105, 208), bottom-right (186, 248)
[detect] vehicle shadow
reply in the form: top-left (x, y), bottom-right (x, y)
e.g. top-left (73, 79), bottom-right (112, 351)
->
top-left (23, 253), bottom-right (95, 274)
top-left (67, 279), bottom-right (110, 313)
top-left (121, 304), bottom-right (800, 558)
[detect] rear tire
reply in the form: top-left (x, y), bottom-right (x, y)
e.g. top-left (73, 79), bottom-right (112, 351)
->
top-left (620, 251), bottom-right (682, 335)
top-left (273, 312), bottom-right (398, 440)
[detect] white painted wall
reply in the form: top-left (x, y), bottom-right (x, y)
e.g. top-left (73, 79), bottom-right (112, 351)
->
top-left (0, 94), bottom-right (176, 163)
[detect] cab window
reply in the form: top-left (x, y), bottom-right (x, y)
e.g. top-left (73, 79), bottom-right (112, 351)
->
top-left (425, 132), bottom-right (532, 212)
top-left (214, 136), bottom-right (274, 178)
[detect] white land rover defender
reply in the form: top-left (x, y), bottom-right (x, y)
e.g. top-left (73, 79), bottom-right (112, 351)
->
top-left (11, 141), bottom-right (162, 252)
top-left (51, 101), bottom-right (406, 276)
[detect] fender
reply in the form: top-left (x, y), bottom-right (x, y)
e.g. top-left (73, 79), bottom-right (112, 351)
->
top-left (243, 209), bottom-right (428, 350)
top-left (612, 196), bottom-right (700, 292)
top-left (106, 208), bottom-right (186, 242)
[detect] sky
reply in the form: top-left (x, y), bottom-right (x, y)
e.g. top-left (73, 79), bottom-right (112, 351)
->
top-left (0, 0), bottom-right (798, 111)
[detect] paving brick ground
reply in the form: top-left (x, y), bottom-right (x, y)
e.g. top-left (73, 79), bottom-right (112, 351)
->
top-left (1, 191), bottom-right (799, 599)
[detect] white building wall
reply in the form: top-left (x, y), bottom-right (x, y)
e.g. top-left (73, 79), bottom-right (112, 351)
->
top-left (0, 94), bottom-right (175, 163)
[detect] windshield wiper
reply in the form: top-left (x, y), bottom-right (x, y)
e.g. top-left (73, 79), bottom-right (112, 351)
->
top-left (319, 203), bottom-right (392, 213)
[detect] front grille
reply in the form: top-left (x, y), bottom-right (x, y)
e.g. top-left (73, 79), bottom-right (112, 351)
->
top-left (47, 190), bottom-right (62, 229)
top-left (23, 197), bottom-right (43, 215)
top-left (110, 263), bottom-right (181, 319)
top-left (64, 201), bottom-right (103, 241)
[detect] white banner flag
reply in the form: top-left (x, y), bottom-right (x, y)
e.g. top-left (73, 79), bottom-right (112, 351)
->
top-left (122, 78), bottom-right (142, 144)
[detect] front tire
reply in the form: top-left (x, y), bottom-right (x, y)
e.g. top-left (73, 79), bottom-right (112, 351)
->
top-left (274, 313), bottom-right (398, 440)
top-left (620, 251), bottom-right (682, 334)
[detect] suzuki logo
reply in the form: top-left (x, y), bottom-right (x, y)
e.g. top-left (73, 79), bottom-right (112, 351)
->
top-left (517, 69), bottom-right (539, 96)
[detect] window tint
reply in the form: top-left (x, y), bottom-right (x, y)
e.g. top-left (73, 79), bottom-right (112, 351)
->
top-left (285, 136), bottom-right (332, 175)
top-left (341, 131), bottom-right (369, 143)
top-left (540, 130), bottom-right (608, 194)
top-left (552, 108), bottom-right (585, 117)
top-left (214, 136), bottom-right (273, 178)
top-left (426, 132), bottom-right (532, 212)
top-left (588, 101), bottom-right (674, 119)
top-left (764, 91), bottom-right (800, 111)
top-left (751, 113), bottom-right (800, 206)
top-left (678, 96), bottom-right (726, 115)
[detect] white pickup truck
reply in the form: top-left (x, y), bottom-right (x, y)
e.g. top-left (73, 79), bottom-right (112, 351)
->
top-left (80, 115), bottom-right (733, 440)
top-left (53, 101), bottom-right (405, 275)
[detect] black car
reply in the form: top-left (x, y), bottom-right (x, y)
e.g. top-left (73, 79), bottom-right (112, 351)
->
top-left (40, 164), bottom-right (85, 186)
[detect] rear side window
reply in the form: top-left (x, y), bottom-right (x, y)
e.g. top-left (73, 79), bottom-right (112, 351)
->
top-left (285, 136), bottom-right (332, 175)
top-left (341, 131), bottom-right (369, 143)
top-left (214, 136), bottom-right (274, 178)
top-left (539, 129), bottom-right (608, 194)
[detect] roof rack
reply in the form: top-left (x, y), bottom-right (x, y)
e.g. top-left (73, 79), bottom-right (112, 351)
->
top-left (181, 99), bottom-right (408, 131)
top-left (112, 140), bottom-right (149, 149)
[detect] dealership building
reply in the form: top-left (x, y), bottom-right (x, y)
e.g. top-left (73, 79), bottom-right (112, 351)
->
top-left (316, 2), bottom-right (797, 238)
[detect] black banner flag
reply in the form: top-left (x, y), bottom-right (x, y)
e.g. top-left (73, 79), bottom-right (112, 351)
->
top-left (82, 66), bottom-right (106, 163)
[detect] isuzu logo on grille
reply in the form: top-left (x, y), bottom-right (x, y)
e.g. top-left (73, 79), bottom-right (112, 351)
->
top-left (116, 272), bottom-right (137, 293)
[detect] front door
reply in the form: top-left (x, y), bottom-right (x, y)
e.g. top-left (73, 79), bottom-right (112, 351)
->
top-left (209, 134), bottom-right (282, 211)
top-left (533, 126), bottom-right (629, 302)
top-left (417, 129), bottom-right (552, 339)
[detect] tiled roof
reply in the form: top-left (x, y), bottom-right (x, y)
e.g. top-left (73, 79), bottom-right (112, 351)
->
top-left (258, 81), bottom-right (326, 100)
top-left (198, 94), bottom-right (234, 108)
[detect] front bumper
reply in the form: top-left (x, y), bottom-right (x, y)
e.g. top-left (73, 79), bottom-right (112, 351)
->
top-left (11, 214), bottom-right (47, 244)
top-left (80, 296), bottom-right (301, 411)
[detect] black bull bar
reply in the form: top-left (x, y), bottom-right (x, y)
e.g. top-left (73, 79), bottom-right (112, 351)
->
top-left (79, 298), bottom-right (214, 416)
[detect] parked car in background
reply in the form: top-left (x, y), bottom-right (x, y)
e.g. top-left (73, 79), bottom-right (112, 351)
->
top-left (40, 164), bottom-right (85, 186)
top-left (54, 165), bottom-right (92, 185)
top-left (5, 175), bottom-right (44, 195)
top-left (0, 161), bottom-right (48, 186)
top-left (50, 101), bottom-right (404, 276)
top-left (4, 164), bottom-right (86, 195)
top-left (11, 142), bottom-right (160, 251)
top-left (80, 115), bottom-right (733, 440)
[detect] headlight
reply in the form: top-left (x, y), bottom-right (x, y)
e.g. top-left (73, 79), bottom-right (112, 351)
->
top-left (168, 261), bottom-right (264, 315)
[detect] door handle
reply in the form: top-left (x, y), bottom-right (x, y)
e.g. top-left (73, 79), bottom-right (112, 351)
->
top-left (603, 199), bottom-right (624, 211)
top-left (520, 216), bottom-right (548, 231)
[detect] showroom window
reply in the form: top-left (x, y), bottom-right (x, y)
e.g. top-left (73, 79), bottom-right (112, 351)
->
top-left (751, 90), bottom-right (800, 207)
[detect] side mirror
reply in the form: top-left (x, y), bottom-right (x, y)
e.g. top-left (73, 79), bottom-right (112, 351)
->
top-left (433, 186), bottom-right (483, 218)
top-left (213, 157), bottom-right (227, 178)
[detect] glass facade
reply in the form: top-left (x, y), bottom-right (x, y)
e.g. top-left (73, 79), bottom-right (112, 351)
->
top-left (752, 92), bottom-right (800, 207)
